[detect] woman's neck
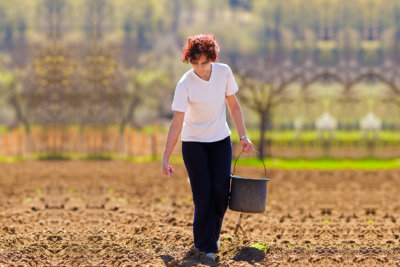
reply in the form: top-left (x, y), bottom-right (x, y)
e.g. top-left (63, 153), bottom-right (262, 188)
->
top-left (194, 64), bottom-right (212, 81)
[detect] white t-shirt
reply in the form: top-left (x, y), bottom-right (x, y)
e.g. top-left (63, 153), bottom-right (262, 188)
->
top-left (171, 63), bottom-right (239, 142)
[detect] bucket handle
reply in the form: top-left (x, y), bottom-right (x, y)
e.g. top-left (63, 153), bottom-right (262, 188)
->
top-left (232, 150), bottom-right (267, 178)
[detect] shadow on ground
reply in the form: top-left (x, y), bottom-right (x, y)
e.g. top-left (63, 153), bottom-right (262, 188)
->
top-left (233, 246), bottom-right (265, 264)
top-left (160, 254), bottom-right (175, 266)
top-left (161, 248), bottom-right (217, 267)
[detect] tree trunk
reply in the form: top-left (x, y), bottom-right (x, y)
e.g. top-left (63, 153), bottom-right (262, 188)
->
top-left (78, 122), bottom-right (86, 155)
top-left (119, 119), bottom-right (128, 136)
top-left (258, 111), bottom-right (270, 159)
top-left (118, 97), bottom-right (140, 154)
top-left (119, 97), bottom-right (140, 135)
top-left (9, 95), bottom-right (30, 135)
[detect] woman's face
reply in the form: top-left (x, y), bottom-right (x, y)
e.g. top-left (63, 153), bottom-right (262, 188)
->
top-left (190, 54), bottom-right (212, 76)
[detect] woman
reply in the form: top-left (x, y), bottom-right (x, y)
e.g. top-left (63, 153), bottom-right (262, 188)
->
top-left (161, 33), bottom-right (254, 260)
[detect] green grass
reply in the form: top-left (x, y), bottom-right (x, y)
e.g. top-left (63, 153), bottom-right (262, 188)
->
top-left (38, 153), bottom-right (72, 160)
top-left (250, 242), bottom-right (269, 251)
top-left (170, 156), bottom-right (400, 170)
top-left (1, 153), bottom-right (400, 170)
top-left (0, 125), bottom-right (8, 134)
top-left (0, 155), bottom-right (27, 163)
top-left (232, 157), bottom-right (400, 170)
top-left (230, 129), bottom-right (400, 144)
top-left (83, 153), bottom-right (114, 161)
top-left (125, 155), bottom-right (161, 162)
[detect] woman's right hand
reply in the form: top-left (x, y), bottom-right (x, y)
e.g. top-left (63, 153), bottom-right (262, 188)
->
top-left (240, 137), bottom-right (254, 153)
top-left (161, 159), bottom-right (174, 177)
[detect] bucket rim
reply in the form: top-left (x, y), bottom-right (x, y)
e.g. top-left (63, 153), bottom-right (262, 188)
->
top-left (230, 175), bottom-right (270, 181)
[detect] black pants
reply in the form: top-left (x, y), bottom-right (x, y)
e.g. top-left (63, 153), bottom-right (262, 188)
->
top-left (182, 136), bottom-right (232, 253)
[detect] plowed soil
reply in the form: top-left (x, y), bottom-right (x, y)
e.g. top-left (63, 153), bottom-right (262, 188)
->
top-left (0, 161), bottom-right (400, 266)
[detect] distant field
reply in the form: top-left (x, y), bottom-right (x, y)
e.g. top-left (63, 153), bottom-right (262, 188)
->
top-left (231, 157), bottom-right (400, 171)
top-left (154, 125), bottom-right (400, 144)
top-left (1, 124), bottom-right (400, 162)
top-left (170, 157), bottom-right (400, 171)
top-left (1, 155), bottom-right (399, 170)
top-left (169, 156), bottom-right (400, 171)
top-left (230, 129), bottom-right (400, 144)
top-left (1, 124), bottom-right (400, 144)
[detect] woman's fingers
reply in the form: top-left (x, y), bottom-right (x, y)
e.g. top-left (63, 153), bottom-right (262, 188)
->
top-left (161, 162), bottom-right (174, 177)
top-left (241, 144), bottom-right (253, 153)
top-left (241, 139), bottom-right (254, 153)
top-left (250, 143), bottom-right (254, 151)
top-left (162, 168), bottom-right (169, 177)
top-left (168, 165), bottom-right (174, 175)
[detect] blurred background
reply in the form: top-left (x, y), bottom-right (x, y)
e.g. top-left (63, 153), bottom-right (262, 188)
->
top-left (0, 0), bottom-right (399, 160)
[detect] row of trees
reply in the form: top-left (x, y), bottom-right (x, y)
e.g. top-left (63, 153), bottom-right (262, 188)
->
top-left (235, 59), bottom-right (400, 157)
top-left (0, 42), bottom-right (176, 134)
top-left (0, 0), bottom-right (400, 158)
top-left (1, 0), bottom-right (400, 68)
top-left (1, 42), bottom-right (399, 157)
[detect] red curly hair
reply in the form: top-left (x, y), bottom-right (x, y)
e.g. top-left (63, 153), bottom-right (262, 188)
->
top-left (181, 33), bottom-right (220, 63)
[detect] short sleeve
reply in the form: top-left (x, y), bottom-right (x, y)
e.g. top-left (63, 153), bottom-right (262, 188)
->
top-left (171, 81), bottom-right (188, 112)
top-left (225, 66), bottom-right (239, 96)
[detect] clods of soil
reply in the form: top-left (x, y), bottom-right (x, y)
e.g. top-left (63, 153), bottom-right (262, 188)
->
top-left (0, 161), bottom-right (400, 266)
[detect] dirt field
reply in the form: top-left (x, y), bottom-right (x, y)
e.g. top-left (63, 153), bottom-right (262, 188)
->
top-left (0, 161), bottom-right (400, 266)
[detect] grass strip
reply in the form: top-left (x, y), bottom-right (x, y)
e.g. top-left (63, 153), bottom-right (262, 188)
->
top-left (231, 157), bottom-right (400, 170)
top-left (166, 156), bottom-right (400, 170)
top-left (1, 154), bottom-right (400, 170)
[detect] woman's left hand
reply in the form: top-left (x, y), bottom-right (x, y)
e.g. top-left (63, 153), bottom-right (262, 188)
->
top-left (240, 138), bottom-right (254, 153)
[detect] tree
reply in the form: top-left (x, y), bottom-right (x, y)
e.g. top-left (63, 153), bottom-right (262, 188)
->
top-left (78, 43), bottom-right (125, 127)
top-left (0, 69), bottom-right (30, 132)
top-left (235, 60), bottom-right (301, 158)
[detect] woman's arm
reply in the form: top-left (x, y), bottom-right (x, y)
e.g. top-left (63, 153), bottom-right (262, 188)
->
top-left (226, 94), bottom-right (254, 153)
top-left (161, 111), bottom-right (185, 177)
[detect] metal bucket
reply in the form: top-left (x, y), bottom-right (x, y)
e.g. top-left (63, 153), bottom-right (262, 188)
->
top-left (229, 151), bottom-right (269, 213)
